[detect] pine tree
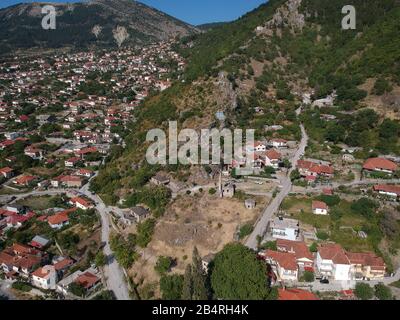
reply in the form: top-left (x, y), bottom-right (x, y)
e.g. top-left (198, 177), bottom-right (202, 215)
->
top-left (181, 264), bottom-right (193, 300)
top-left (191, 247), bottom-right (209, 300)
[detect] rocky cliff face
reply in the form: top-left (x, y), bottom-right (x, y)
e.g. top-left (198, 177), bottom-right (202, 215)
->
top-left (0, 0), bottom-right (198, 54)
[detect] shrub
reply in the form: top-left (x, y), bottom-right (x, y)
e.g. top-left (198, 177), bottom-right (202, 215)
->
top-left (239, 224), bottom-right (254, 239)
top-left (12, 281), bottom-right (32, 292)
top-left (302, 271), bottom-right (315, 282)
top-left (155, 256), bottom-right (173, 275)
top-left (355, 283), bottom-right (374, 300)
top-left (374, 283), bottom-right (393, 300)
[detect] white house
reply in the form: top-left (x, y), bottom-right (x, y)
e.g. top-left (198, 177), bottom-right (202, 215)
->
top-left (269, 217), bottom-right (300, 241)
top-left (270, 139), bottom-right (288, 149)
top-left (32, 265), bottom-right (57, 290)
top-left (264, 149), bottom-right (282, 169)
top-left (312, 201), bottom-right (329, 215)
top-left (373, 185), bottom-right (400, 199)
top-left (316, 244), bottom-right (351, 281)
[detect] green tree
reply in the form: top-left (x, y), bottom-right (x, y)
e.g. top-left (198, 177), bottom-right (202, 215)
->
top-left (155, 256), bottom-right (173, 275)
top-left (302, 271), bottom-right (315, 282)
top-left (191, 247), bottom-right (209, 300)
top-left (210, 243), bottom-right (274, 300)
top-left (374, 283), bottom-right (393, 300)
top-left (354, 283), bottom-right (374, 300)
top-left (181, 248), bottom-right (209, 300)
top-left (309, 242), bottom-right (318, 253)
top-left (182, 264), bottom-right (193, 300)
top-left (95, 251), bottom-right (107, 267)
top-left (160, 274), bottom-right (184, 300)
top-left (69, 282), bottom-right (86, 297)
top-left (290, 169), bottom-right (301, 182)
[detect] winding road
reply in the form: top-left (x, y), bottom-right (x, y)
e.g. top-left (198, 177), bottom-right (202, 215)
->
top-left (0, 175), bottom-right (131, 300)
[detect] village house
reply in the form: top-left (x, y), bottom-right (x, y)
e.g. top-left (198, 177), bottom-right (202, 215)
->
top-left (221, 182), bottom-right (235, 198)
top-left (0, 167), bottom-right (14, 179)
top-left (363, 157), bottom-right (398, 176)
top-left (0, 243), bottom-right (45, 278)
top-left (268, 217), bottom-right (300, 241)
top-left (47, 208), bottom-right (77, 229)
top-left (260, 249), bottom-right (299, 282)
top-left (75, 168), bottom-right (94, 178)
top-left (270, 138), bottom-right (288, 149)
top-left (51, 175), bottom-right (84, 188)
top-left (346, 252), bottom-right (386, 280)
top-left (74, 271), bottom-right (101, 294)
top-left (24, 146), bottom-right (44, 160)
top-left (312, 201), bottom-right (329, 215)
top-left (297, 160), bottom-right (334, 179)
top-left (244, 199), bottom-right (256, 209)
top-left (121, 206), bottom-right (151, 225)
top-left (69, 197), bottom-right (94, 211)
top-left (373, 184), bottom-right (400, 199)
top-left (29, 235), bottom-right (50, 249)
top-left (13, 175), bottom-right (37, 187)
top-left (65, 157), bottom-right (82, 168)
top-left (150, 174), bottom-right (170, 186)
top-left (276, 239), bottom-right (314, 271)
top-left (316, 243), bottom-right (351, 281)
top-left (264, 149), bottom-right (282, 169)
top-left (31, 265), bottom-right (57, 290)
top-left (53, 257), bottom-right (75, 278)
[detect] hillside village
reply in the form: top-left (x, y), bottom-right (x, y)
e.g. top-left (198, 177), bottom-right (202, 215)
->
top-left (0, 0), bottom-right (400, 303)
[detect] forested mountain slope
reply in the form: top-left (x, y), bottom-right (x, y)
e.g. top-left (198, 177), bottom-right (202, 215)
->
top-left (91, 0), bottom-right (400, 203)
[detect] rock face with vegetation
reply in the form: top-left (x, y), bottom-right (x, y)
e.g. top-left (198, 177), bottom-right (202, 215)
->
top-left (92, 0), bottom-right (400, 203)
top-left (0, 0), bottom-right (198, 55)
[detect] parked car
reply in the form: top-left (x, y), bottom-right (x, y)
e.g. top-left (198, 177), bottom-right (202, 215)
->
top-left (320, 278), bottom-right (330, 284)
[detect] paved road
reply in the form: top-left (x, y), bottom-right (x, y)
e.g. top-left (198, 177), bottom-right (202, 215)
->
top-left (0, 177), bottom-right (131, 300)
top-left (245, 124), bottom-right (309, 250)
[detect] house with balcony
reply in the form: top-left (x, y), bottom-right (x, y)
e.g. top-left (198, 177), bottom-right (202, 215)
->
top-left (268, 217), bottom-right (300, 241)
top-left (260, 249), bottom-right (298, 282)
top-left (316, 243), bottom-right (351, 281)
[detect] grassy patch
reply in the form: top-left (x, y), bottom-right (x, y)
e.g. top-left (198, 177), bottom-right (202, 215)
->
top-left (390, 280), bottom-right (400, 289)
top-left (16, 195), bottom-right (64, 211)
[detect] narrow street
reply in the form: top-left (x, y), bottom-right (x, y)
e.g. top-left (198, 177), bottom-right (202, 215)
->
top-left (245, 124), bottom-right (309, 250)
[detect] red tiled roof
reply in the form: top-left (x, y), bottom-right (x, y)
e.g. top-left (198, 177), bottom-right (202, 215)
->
top-left (265, 149), bottom-right (282, 160)
top-left (373, 185), bottom-right (400, 196)
top-left (346, 252), bottom-right (386, 270)
top-left (363, 158), bottom-right (398, 172)
top-left (47, 208), bottom-right (77, 226)
top-left (54, 258), bottom-right (74, 271)
top-left (278, 288), bottom-right (319, 301)
top-left (276, 239), bottom-right (314, 261)
top-left (264, 250), bottom-right (298, 270)
top-left (0, 167), bottom-right (13, 174)
top-left (312, 200), bottom-right (328, 210)
top-left (70, 197), bottom-right (92, 208)
top-left (318, 244), bottom-right (350, 265)
top-left (75, 272), bottom-right (100, 289)
top-left (32, 266), bottom-right (54, 279)
top-left (310, 165), bottom-right (334, 175)
top-left (14, 175), bottom-right (36, 185)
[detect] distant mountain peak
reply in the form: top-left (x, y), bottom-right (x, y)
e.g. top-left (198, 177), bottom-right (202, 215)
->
top-left (0, 0), bottom-right (198, 55)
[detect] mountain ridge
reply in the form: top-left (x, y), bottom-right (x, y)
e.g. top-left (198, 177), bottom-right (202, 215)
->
top-left (0, 0), bottom-right (198, 55)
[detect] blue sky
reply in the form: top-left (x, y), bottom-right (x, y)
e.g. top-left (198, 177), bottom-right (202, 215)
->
top-left (0, 0), bottom-right (267, 25)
